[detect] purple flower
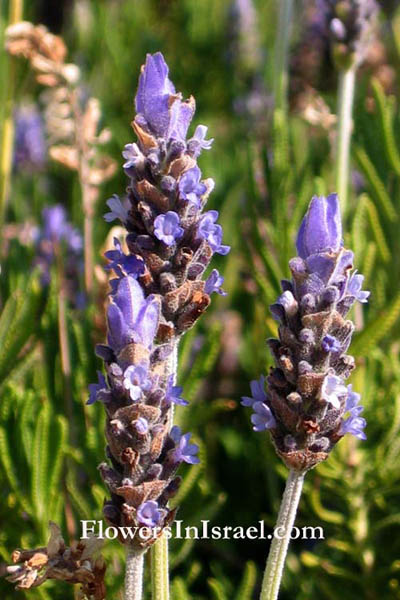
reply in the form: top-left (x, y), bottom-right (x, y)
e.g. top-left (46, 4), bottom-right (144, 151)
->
top-left (204, 269), bottom-right (227, 296)
top-left (241, 375), bottom-right (267, 407)
top-left (187, 125), bottom-right (214, 158)
top-left (42, 205), bottom-right (68, 242)
top-left (270, 290), bottom-right (298, 321)
top-left (133, 417), bottom-right (149, 434)
top-left (107, 276), bottom-right (159, 352)
top-left (122, 143), bottom-right (145, 173)
top-left (170, 426), bottom-right (200, 464)
top-left (296, 194), bottom-right (342, 259)
top-left (104, 195), bottom-right (129, 224)
top-left (123, 365), bottom-right (152, 401)
top-left (40, 205), bottom-right (82, 252)
top-left (347, 271), bottom-right (370, 303)
top-left (14, 105), bottom-right (46, 171)
top-left (340, 415), bottom-right (367, 440)
top-left (105, 238), bottom-right (145, 279)
top-left (164, 375), bottom-right (188, 406)
top-left (251, 402), bottom-right (276, 432)
top-left (154, 211), bottom-right (184, 246)
top-left (340, 386), bottom-right (367, 440)
top-left (320, 374), bottom-right (347, 409)
top-left (322, 334), bottom-right (341, 353)
top-left (198, 211), bottom-right (230, 255)
top-left (136, 500), bottom-right (163, 527)
top-left (178, 166), bottom-right (207, 207)
top-left (87, 371), bottom-right (110, 405)
top-left (135, 52), bottom-right (194, 140)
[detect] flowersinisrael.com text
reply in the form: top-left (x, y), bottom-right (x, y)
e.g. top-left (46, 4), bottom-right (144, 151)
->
top-left (81, 520), bottom-right (324, 542)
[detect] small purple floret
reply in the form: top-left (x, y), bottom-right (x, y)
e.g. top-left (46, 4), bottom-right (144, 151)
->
top-left (178, 166), bottom-right (207, 207)
top-left (136, 500), bottom-right (163, 527)
top-left (154, 211), bottom-right (184, 246)
top-left (251, 401), bottom-right (276, 432)
top-left (87, 371), bottom-right (110, 405)
top-left (104, 195), bottom-right (129, 224)
top-left (320, 374), bottom-right (347, 409)
top-left (105, 237), bottom-right (144, 279)
top-left (241, 375), bottom-right (267, 407)
top-left (205, 269), bottom-right (227, 296)
top-left (123, 365), bottom-right (151, 401)
top-left (198, 211), bottom-right (230, 255)
top-left (164, 375), bottom-right (188, 406)
top-left (322, 334), bottom-right (341, 353)
top-left (170, 426), bottom-right (200, 464)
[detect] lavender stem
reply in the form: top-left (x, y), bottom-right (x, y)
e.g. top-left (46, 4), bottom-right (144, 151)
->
top-left (336, 66), bottom-right (356, 213)
top-left (150, 340), bottom-right (179, 600)
top-left (124, 548), bottom-right (145, 600)
top-left (260, 469), bottom-right (305, 600)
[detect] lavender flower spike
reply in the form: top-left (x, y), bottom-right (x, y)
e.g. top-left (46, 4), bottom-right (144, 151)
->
top-left (88, 52), bottom-right (229, 565)
top-left (243, 193), bottom-right (368, 472)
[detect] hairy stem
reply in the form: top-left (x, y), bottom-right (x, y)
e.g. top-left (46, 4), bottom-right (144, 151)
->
top-left (0, 0), bottom-right (24, 229)
top-left (150, 339), bottom-right (179, 600)
top-left (124, 548), bottom-right (145, 600)
top-left (273, 0), bottom-right (293, 113)
top-left (336, 67), bottom-right (356, 213)
top-left (260, 469), bottom-right (305, 600)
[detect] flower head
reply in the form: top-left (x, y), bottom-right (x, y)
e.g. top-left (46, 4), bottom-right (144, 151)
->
top-left (243, 193), bottom-right (367, 472)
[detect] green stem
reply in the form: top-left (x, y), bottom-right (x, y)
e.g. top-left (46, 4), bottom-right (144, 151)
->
top-left (336, 67), bottom-right (356, 213)
top-left (150, 341), bottom-right (178, 600)
top-left (273, 0), bottom-right (293, 113)
top-left (0, 0), bottom-right (24, 228)
top-left (124, 548), bottom-right (145, 600)
top-left (151, 533), bottom-right (169, 600)
top-left (260, 469), bottom-right (305, 600)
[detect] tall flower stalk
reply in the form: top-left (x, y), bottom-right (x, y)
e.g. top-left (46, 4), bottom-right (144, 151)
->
top-left (325, 0), bottom-right (379, 211)
top-left (242, 194), bottom-right (369, 600)
top-left (88, 53), bottom-right (229, 599)
top-left (0, 0), bottom-right (23, 229)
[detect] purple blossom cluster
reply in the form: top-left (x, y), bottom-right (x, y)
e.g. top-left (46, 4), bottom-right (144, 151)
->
top-left (315, 0), bottom-right (379, 68)
top-left (13, 105), bottom-right (46, 172)
top-left (89, 53), bottom-right (228, 550)
top-left (242, 194), bottom-right (368, 472)
top-left (35, 205), bottom-right (83, 298)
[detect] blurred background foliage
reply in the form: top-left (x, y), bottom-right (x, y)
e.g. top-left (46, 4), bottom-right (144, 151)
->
top-left (0, 0), bottom-right (400, 598)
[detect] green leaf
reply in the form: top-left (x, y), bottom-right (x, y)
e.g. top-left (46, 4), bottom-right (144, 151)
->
top-left (351, 291), bottom-right (400, 355)
top-left (371, 78), bottom-right (400, 177)
top-left (234, 561), bottom-right (257, 600)
top-left (354, 146), bottom-right (397, 222)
